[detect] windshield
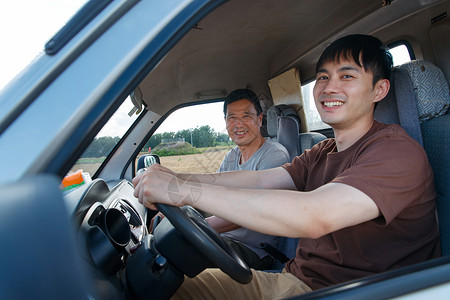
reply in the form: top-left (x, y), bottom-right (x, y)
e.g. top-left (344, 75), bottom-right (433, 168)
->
top-left (70, 97), bottom-right (140, 176)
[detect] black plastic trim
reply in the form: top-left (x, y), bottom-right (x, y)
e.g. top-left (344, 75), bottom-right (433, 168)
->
top-left (431, 12), bottom-right (447, 24)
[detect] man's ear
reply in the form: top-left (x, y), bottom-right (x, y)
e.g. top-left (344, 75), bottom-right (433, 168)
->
top-left (257, 113), bottom-right (263, 127)
top-left (373, 79), bottom-right (390, 103)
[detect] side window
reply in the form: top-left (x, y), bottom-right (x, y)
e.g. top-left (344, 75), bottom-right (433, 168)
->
top-left (389, 43), bottom-right (413, 66)
top-left (70, 97), bottom-right (139, 176)
top-left (301, 42), bottom-right (413, 131)
top-left (141, 102), bottom-right (234, 174)
top-left (301, 83), bottom-right (329, 131)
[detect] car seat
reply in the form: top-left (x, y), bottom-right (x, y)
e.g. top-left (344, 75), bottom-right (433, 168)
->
top-left (266, 104), bottom-right (327, 161)
top-left (265, 104), bottom-right (327, 269)
top-left (376, 60), bottom-right (450, 255)
top-left (266, 104), bottom-right (302, 161)
top-left (401, 60), bottom-right (450, 255)
top-left (374, 65), bottom-right (424, 145)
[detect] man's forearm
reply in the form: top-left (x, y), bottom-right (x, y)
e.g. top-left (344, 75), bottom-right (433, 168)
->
top-left (179, 180), bottom-right (379, 239)
top-left (175, 167), bottom-right (295, 190)
top-left (134, 165), bottom-right (379, 239)
top-left (188, 182), bottom-right (305, 237)
top-left (176, 170), bottom-right (258, 188)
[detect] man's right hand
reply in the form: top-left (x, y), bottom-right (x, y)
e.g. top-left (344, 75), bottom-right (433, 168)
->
top-left (133, 164), bottom-right (200, 210)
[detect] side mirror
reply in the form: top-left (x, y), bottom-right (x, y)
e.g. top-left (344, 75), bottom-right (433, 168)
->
top-left (136, 154), bottom-right (160, 171)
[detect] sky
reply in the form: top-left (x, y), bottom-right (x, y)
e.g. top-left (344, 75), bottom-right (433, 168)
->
top-left (0, 0), bottom-right (88, 89)
top-left (0, 0), bottom-right (225, 137)
top-left (155, 102), bottom-right (227, 134)
top-left (96, 99), bottom-right (227, 138)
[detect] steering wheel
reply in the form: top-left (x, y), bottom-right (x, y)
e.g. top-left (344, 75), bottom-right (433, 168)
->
top-left (156, 203), bottom-right (253, 284)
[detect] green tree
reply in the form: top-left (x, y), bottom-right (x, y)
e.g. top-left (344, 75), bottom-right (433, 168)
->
top-left (176, 129), bottom-right (194, 145)
top-left (161, 131), bottom-right (175, 141)
top-left (192, 125), bottom-right (216, 147)
top-left (142, 126), bottom-right (230, 152)
top-left (215, 133), bottom-right (230, 143)
top-left (143, 133), bottom-right (162, 151)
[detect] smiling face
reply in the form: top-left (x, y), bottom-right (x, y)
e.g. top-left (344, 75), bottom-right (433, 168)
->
top-left (225, 99), bottom-right (263, 147)
top-left (313, 56), bottom-right (389, 131)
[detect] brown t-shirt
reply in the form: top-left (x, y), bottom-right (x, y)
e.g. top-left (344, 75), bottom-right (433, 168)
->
top-left (282, 121), bottom-right (440, 290)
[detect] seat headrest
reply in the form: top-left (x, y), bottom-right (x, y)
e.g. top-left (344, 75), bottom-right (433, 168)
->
top-left (375, 66), bottom-right (424, 145)
top-left (266, 104), bottom-right (299, 138)
top-left (399, 60), bottom-right (450, 122)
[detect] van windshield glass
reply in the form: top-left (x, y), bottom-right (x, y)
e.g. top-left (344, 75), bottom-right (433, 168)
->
top-left (69, 98), bottom-right (139, 176)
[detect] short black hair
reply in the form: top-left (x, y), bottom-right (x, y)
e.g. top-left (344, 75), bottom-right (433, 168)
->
top-left (316, 34), bottom-right (393, 85)
top-left (223, 89), bottom-right (263, 116)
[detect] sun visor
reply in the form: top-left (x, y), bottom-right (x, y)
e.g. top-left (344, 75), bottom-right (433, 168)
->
top-left (268, 68), bottom-right (307, 132)
top-left (129, 87), bottom-right (144, 116)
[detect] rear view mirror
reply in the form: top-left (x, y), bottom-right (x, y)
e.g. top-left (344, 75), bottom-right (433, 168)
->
top-left (136, 154), bottom-right (160, 171)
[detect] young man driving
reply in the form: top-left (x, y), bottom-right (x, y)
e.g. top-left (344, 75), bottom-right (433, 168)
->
top-left (133, 34), bottom-right (440, 299)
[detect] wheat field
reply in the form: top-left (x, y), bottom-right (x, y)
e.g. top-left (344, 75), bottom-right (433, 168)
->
top-left (159, 148), bottom-right (229, 174)
top-left (72, 148), bottom-right (231, 176)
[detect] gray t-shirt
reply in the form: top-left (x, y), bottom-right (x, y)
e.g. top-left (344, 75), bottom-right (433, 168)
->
top-left (218, 139), bottom-right (290, 172)
top-left (218, 139), bottom-right (290, 257)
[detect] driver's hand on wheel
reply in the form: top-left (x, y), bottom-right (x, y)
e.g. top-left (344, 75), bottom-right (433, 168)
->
top-left (132, 164), bottom-right (190, 210)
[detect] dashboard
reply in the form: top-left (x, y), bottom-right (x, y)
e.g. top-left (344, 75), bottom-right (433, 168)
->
top-left (64, 177), bottom-right (212, 299)
top-left (64, 179), bottom-right (166, 299)
top-left (63, 176), bottom-right (251, 299)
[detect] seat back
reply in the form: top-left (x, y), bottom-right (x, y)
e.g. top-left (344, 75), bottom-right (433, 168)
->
top-left (276, 115), bottom-right (301, 161)
top-left (266, 104), bottom-right (302, 161)
top-left (266, 104), bottom-right (326, 161)
top-left (399, 60), bottom-right (450, 255)
top-left (266, 104), bottom-right (300, 139)
top-left (378, 60), bottom-right (450, 255)
top-left (272, 129), bottom-right (327, 269)
top-left (299, 132), bottom-right (327, 154)
top-left (422, 113), bottom-right (450, 255)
